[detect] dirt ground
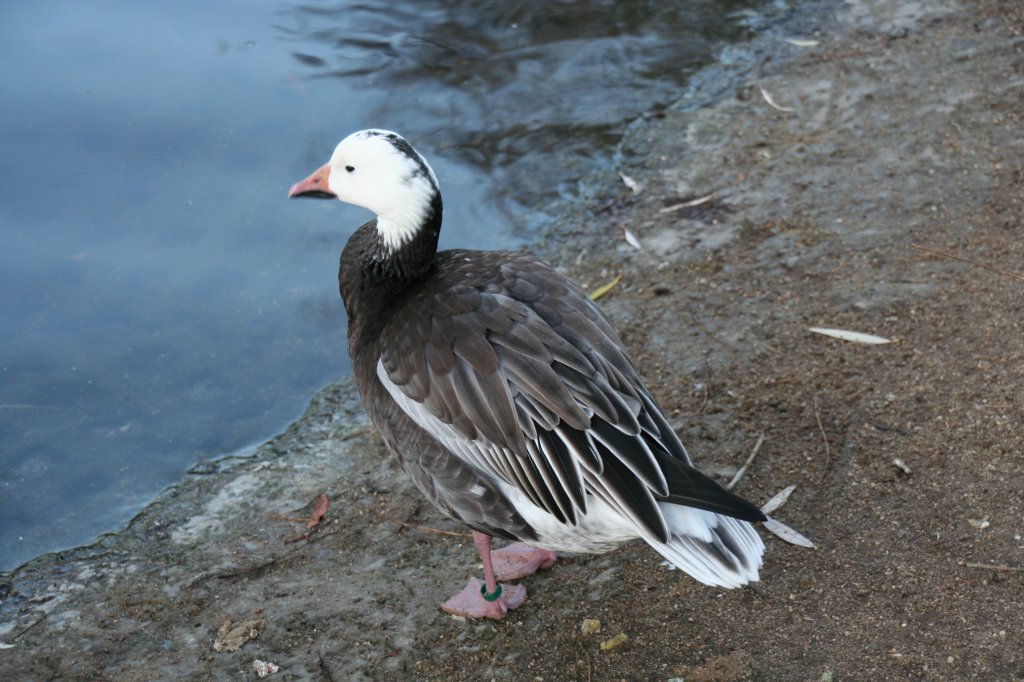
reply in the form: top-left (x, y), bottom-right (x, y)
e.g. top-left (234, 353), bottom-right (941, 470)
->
top-left (2, 0), bottom-right (1022, 679)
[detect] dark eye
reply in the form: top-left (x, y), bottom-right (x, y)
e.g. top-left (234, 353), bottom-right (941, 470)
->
top-left (345, 165), bottom-right (355, 173)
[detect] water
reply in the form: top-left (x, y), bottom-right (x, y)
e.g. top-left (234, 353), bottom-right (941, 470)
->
top-left (0, 0), bottom-right (767, 572)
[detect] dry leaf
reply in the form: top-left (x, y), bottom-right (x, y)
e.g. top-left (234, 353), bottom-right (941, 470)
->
top-left (623, 229), bottom-right (641, 250)
top-left (758, 85), bottom-right (795, 113)
top-left (589, 275), bottom-right (622, 301)
top-left (763, 516), bottom-right (816, 548)
top-left (619, 173), bottom-right (640, 193)
top-left (760, 485), bottom-right (797, 514)
top-left (808, 327), bottom-right (892, 345)
top-left (307, 492), bottom-right (329, 529)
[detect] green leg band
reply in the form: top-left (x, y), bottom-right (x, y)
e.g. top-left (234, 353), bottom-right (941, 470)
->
top-left (480, 582), bottom-right (503, 602)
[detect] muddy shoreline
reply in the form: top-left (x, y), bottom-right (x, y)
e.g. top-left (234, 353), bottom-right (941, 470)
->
top-left (3, 0), bottom-right (1023, 679)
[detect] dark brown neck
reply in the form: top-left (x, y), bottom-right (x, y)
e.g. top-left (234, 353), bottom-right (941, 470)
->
top-left (338, 192), bottom-right (442, 356)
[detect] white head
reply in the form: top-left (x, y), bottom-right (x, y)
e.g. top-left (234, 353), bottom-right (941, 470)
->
top-left (289, 129), bottom-right (440, 253)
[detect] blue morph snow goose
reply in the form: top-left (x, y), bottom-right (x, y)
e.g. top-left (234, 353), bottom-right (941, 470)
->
top-left (289, 130), bottom-right (765, 619)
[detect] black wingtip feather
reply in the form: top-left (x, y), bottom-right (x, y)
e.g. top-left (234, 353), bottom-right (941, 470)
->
top-left (657, 452), bottom-right (767, 523)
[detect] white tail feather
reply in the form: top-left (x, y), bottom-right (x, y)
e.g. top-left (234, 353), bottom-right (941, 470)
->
top-left (650, 503), bottom-right (764, 588)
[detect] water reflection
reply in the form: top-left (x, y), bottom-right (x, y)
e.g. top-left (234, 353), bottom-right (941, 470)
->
top-left (0, 0), bottom-right (764, 572)
top-left (280, 0), bottom-right (762, 220)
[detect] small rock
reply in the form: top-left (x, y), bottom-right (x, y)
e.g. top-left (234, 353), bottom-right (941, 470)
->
top-left (213, 618), bottom-right (266, 652)
top-left (599, 632), bottom-right (629, 652)
top-left (253, 659), bottom-right (279, 677)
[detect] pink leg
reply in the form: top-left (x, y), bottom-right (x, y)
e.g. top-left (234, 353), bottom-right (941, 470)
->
top-left (440, 532), bottom-right (527, 620)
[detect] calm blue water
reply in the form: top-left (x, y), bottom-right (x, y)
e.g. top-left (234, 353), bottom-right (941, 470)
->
top-left (0, 0), bottom-right (766, 571)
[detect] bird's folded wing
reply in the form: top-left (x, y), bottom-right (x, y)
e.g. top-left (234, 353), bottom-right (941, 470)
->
top-left (378, 256), bottom-right (756, 539)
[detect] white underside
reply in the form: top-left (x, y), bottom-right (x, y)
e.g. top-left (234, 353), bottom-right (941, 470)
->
top-left (499, 483), bottom-right (763, 588)
top-left (495, 482), bottom-right (639, 554)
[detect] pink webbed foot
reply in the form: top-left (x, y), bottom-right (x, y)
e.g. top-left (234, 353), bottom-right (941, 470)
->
top-left (440, 577), bottom-right (527, 620)
top-left (491, 543), bottom-right (557, 581)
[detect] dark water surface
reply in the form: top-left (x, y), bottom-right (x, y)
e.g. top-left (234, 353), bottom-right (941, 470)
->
top-left (0, 0), bottom-right (768, 571)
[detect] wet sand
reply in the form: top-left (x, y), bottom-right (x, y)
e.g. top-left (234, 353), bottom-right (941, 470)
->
top-left (2, 0), bottom-right (1022, 679)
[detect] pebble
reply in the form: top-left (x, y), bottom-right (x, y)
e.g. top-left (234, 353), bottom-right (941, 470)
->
top-left (600, 633), bottom-right (629, 652)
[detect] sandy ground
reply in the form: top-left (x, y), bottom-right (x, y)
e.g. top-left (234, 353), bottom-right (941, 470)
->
top-left (2, 0), bottom-right (1022, 679)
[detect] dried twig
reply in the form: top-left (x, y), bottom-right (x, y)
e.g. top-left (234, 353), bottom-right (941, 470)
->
top-left (659, 192), bottom-right (716, 214)
top-left (579, 643), bottom-right (593, 682)
top-left (727, 433), bottom-right (766, 490)
top-left (14, 616), bottom-right (44, 640)
top-left (963, 562), bottom-right (1024, 573)
top-left (813, 396), bottom-right (831, 482)
top-left (910, 243), bottom-right (1024, 284)
top-left (190, 529), bottom-right (340, 585)
top-left (689, 313), bottom-right (743, 354)
top-left (215, 558), bottom-right (284, 579)
top-left (340, 427), bottom-right (375, 442)
top-left (399, 523), bottom-right (468, 539)
top-left (698, 352), bottom-right (713, 412)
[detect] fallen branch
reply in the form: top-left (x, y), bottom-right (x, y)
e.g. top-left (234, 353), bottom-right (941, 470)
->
top-left (727, 433), bottom-right (766, 490)
top-left (340, 427), bottom-right (375, 442)
top-left (215, 557), bottom-right (284, 580)
top-left (963, 562), bottom-right (1024, 573)
top-left (813, 396), bottom-right (832, 482)
top-left (910, 243), bottom-right (1024, 284)
top-left (659, 192), bottom-right (715, 214)
top-left (187, 529), bottom-right (340, 587)
top-left (399, 523), bottom-right (468, 539)
top-left (13, 616), bottom-right (44, 640)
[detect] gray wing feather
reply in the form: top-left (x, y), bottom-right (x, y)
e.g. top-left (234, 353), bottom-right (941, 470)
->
top-left (379, 252), bottom-right (677, 535)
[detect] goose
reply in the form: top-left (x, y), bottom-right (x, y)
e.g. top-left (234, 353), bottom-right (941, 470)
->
top-left (288, 129), bottom-right (765, 619)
